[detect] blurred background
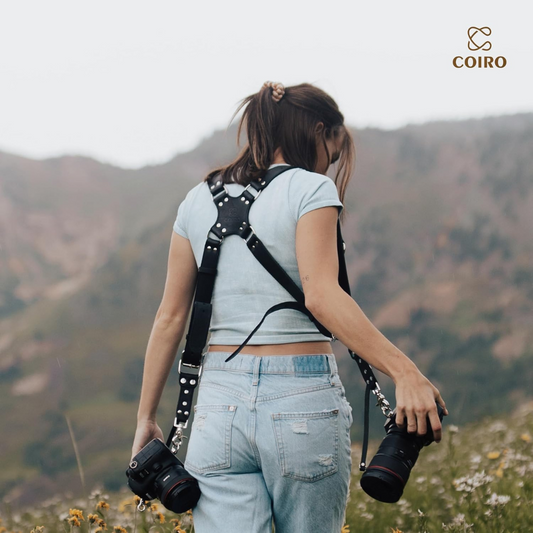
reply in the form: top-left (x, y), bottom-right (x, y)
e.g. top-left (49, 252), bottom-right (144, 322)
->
top-left (0, 0), bottom-right (532, 510)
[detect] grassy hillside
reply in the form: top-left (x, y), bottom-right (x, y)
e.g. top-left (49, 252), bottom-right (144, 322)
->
top-left (1, 402), bottom-right (532, 532)
top-left (1, 112), bottom-right (532, 508)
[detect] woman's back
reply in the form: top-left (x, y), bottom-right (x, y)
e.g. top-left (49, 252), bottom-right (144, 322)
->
top-left (173, 163), bottom-right (343, 347)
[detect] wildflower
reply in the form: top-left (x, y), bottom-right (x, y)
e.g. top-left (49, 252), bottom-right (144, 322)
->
top-left (150, 502), bottom-right (159, 511)
top-left (453, 470), bottom-right (494, 492)
top-left (30, 528), bottom-right (45, 533)
top-left (442, 513), bottom-right (473, 530)
top-left (487, 451), bottom-right (500, 459)
top-left (97, 518), bottom-right (107, 528)
top-left (118, 498), bottom-right (133, 513)
top-left (493, 458), bottom-right (506, 478)
top-left (0, 527), bottom-right (7, 533)
top-left (341, 526), bottom-right (350, 533)
top-left (97, 501), bottom-right (110, 510)
top-left (485, 493), bottom-right (511, 506)
top-left (69, 509), bottom-right (85, 521)
top-left (156, 511), bottom-right (165, 523)
top-left (170, 518), bottom-right (181, 526)
top-left (520, 433), bottom-right (531, 442)
top-left (133, 495), bottom-right (142, 504)
top-left (88, 514), bottom-right (100, 524)
top-left (67, 517), bottom-right (81, 528)
top-left (113, 527), bottom-right (128, 533)
top-left (391, 528), bottom-right (403, 533)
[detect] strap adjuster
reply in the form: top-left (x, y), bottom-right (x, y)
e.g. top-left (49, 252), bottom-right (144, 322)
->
top-left (242, 225), bottom-right (256, 244)
top-left (213, 186), bottom-right (228, 203)
top-left (178, 358), bottom-right (203, 378)
top-left (244, 183), bottom-right (262, 201)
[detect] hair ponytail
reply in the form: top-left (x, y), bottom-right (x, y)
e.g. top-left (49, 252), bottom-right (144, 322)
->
top-left (203, 82), bottom-right (355, 224)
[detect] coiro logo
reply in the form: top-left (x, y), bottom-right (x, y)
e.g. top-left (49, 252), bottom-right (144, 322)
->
top-left (453, 26), bottom-right (507, 68)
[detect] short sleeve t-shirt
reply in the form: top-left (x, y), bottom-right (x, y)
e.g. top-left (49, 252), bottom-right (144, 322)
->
top-left (173, 164), bottom-right (343, 346)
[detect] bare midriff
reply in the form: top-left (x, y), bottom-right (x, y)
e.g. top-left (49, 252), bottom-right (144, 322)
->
top-left (208, 340), bottom-right (333, 356)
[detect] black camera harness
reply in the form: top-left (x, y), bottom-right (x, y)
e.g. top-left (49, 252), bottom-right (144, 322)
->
top-left (166, 165), bottom-right (393, 472)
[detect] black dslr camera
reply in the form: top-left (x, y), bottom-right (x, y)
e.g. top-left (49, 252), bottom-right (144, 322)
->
top-left (360, 403), bottom-right (445, 503)
top-left (126, 438), bottom-right (201, 513)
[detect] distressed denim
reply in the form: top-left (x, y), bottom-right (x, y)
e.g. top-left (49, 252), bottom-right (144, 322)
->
top-left (183, 351), bottom-right (353, 533)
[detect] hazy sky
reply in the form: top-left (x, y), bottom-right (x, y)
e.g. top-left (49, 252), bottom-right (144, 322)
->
top-left (1, 1), bottom-right (531, 169)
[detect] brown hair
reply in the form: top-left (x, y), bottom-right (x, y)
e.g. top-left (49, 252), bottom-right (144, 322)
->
top-left (202, 82), bottom-right (355, 224)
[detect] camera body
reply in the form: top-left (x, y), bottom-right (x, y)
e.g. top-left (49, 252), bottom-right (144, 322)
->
top-left (126, 438), bottom-right (200, 514)
top-left (360, 403), bottom-right (444, 503)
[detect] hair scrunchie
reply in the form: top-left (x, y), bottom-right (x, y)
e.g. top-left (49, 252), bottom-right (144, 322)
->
top-left (262, 81), bottom-right (285, 102)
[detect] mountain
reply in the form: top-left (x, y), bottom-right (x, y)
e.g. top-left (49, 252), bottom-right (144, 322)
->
top-left (0, 113), bottom-right (532, 508)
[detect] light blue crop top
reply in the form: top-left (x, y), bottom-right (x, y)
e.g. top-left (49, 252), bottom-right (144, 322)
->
top-left (172, 164), bottom-right (344, 346)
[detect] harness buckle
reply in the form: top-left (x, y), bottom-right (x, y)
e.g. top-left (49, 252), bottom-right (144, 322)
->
top-left (244, 183), bottom-right (262, 201)
top-left (243, 225), bottom-right (256, 244)
top-left (178, 358), bottom-right (203, 378)
top-left (213, 186), bottom-right (228, 203)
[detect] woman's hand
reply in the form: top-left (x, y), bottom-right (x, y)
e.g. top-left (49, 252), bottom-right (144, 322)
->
top-left (131, 419), bottom-right (165, 461)
top-left (394, 368), bottom-right (449, 443)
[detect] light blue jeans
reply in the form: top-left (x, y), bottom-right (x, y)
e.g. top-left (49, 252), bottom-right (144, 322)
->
top-left (183, 351), bottom-right (353, 533)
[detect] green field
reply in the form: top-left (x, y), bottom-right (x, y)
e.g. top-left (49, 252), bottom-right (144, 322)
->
top-left (1, 403), bottom-right (532, 533)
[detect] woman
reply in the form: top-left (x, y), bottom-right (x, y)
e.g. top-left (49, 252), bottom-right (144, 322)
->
top-left (130, 81), bottom-right (448, 532)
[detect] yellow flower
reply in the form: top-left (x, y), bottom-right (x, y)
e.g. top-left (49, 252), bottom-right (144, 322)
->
top-left (0, 526), bottom-right (7, 533)
top-left (88, 514), bottom-right (100, 523)
top-left (97, 501), bottom-right (110, 510)
top-left (133, 495), bottom-right (142, 504)
top-left (30, 527), bottom-right (45, 533)
top-left (98, 518), bottom-right (107, 528)
top-left (150, 502), bottom-right (158, 511)
top-left (487, 451), bottom-right (500, 459)
top-left (391, 529), bottom-right (404, 533)
top-left (69, 509), bottom-right (85, 521)
top-left (67, 517), bottom-right (81, 528)
top-left (341, 525), bottom-right (350, 533)
top-left (520, 433), bottom-right (531, 442)
top-left (170, 519), bottom-right (181, 526)
top-left (494, 459), bottom-right (506, 478)
top-left (156, 511), bottom-right (165, 523)
top-left (118, 498), bottom-right (133, 513)
top-left (113, 527), bottom-right (128, 533)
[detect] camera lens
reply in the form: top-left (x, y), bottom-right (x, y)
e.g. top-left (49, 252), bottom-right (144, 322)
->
top-left (360, 432), bottom-right (420, 503)
top-left (157, 464), bottom-right (201, 514)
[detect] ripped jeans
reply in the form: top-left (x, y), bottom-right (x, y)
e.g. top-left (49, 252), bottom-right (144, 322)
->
top-left (183, 351), bottom-right (353, 533)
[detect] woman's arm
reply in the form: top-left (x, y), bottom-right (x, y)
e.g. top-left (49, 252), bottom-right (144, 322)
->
top-left (296, 206), bottom-right (448, 442)
top-left (131, 231), bottom-right (197, 459)
top-left (136, 317), bottom-right (189, 422)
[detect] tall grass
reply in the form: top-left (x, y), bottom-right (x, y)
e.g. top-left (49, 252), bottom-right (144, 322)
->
top-left (1, 402), bottom-right (532, 532)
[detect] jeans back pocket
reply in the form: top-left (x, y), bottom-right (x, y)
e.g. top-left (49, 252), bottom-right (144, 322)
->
top-left (271, 408), bottom-right (339, 482)
top-left (184, 404), bottom-right (237, 474)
